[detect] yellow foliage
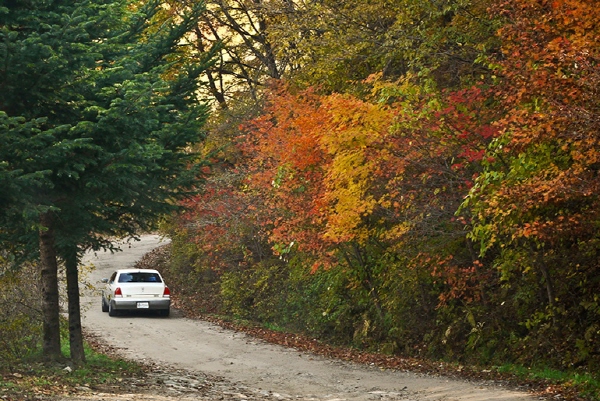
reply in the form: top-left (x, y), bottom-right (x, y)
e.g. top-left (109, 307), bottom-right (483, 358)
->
top-left (318, 94), bottom-right (394, 244)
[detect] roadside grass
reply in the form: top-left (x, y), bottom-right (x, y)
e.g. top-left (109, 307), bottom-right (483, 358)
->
top-left (0, 339), bottom-right (143, 399)
top-left (494, 364), bottom-right (600, 400)
top-left (62, 340), bottom-right (143, 386)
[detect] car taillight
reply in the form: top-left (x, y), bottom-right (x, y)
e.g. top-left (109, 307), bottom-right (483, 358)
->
top-left (115, 287), bottom-right (123, 297)
top-left (163, 286), bottom-right (170, 297)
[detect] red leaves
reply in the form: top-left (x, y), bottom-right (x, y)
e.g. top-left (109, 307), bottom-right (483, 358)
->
top-left (435, 261), bottom-right (489, 306)
top-left (460, 148), bottom-right (486, 162)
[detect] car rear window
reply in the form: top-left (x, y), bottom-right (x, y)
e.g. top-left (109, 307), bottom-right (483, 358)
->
top-left (118, 272), bottom-right (162, 283)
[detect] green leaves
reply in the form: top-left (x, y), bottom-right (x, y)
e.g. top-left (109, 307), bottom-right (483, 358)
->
top-left (1, 0), bottom-right (212, 254)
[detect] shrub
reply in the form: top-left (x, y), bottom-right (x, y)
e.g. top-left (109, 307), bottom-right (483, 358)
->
top-left (0, 261), bottom-right (43, 366)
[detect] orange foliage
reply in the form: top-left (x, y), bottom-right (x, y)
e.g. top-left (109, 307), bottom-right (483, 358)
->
top-left (240, 83), bottom-right (330, 255)
top-left (241, 83), bottom-right (398, 259)
top-left (241, 78), bottom-right (499, 306)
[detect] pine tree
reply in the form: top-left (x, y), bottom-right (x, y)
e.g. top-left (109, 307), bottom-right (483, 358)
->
top-left (0, 0), bottom-right (212, 363)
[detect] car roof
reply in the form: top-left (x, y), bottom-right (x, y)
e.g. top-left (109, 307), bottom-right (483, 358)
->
top-left (115, 269), bottom-right (161, 274)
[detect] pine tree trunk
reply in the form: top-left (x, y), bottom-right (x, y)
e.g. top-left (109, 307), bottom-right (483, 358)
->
top-left (65, 248), bottom-right (85, 365)
top-left (39, 212), bottom-right (62, 360)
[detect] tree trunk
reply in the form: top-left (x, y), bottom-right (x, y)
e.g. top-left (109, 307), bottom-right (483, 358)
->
top-left (65, 247), bottom-right (85, 365)
top-left (531, 246), bottom-right (557, 326)
top-left (342, 244), bottom-right (385, 321)
top-left (39, 212), bottom-right (62, 360)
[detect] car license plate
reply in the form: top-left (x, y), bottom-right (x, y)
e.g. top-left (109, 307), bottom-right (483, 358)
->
top-left (137, 302), bottom-right (149, 309)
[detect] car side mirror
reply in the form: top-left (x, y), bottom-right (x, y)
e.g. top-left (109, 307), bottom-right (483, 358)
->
top-left (101, 278), bottom-right (108, 283)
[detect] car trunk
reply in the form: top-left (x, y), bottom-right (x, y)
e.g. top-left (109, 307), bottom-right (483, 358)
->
top-left (120, 283), bottom-right (165, 298)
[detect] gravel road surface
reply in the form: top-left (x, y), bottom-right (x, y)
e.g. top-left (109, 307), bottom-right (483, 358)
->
top-left (64, 234), bottom-right (537, 401)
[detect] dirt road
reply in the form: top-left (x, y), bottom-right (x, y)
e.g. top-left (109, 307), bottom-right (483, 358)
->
top-left (77, 234), bottom-right (536, 401)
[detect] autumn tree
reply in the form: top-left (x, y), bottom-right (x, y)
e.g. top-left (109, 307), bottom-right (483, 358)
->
top-left (236, 76), bottom-right (499, 349)
top-left (465, 0), bottom-right (600, 367)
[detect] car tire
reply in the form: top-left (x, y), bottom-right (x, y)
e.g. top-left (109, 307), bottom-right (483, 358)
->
top-left (108, 302), bottom-right (118, 317)
top-left (101, 297), bottom-right (109, 313)
top-left (158, 308), bottom-right (170, 317)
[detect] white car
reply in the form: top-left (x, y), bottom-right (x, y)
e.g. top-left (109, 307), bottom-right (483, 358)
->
top-left (101, 269), bottom-right (171, 317)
